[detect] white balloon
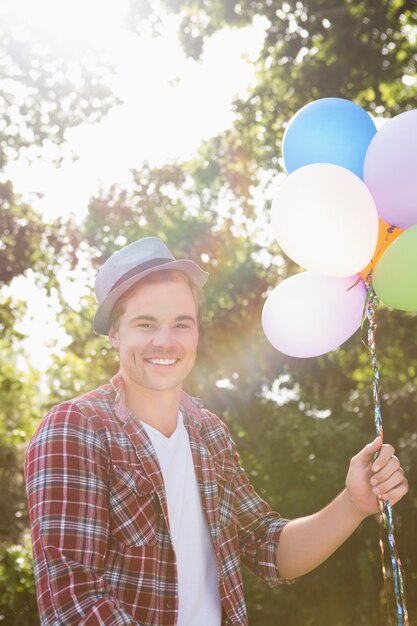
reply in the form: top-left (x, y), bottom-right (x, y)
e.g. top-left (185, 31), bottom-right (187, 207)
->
top-left (262, 272), bottom-right (367, 358)
top-left (271, 163), bottom-right (379, 277)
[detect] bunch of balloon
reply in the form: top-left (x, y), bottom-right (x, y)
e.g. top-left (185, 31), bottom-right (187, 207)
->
top-left (262, 98), bottom-right (417, 626)
top-left (262, 98), bottom-right (417, 358)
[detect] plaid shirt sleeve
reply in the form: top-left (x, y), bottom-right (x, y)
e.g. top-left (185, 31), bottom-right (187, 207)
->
top-left (25, 402), bottom-right (138, 626)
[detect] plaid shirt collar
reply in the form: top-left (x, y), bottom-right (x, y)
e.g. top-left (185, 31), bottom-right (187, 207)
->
top-left (110, 371), bottom-right (203, 424)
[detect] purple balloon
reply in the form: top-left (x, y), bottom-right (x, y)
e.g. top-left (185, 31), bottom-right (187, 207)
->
top-left (262, 273), bottom-right (367, 358)
top-left (364, 109), bottom-right (417, 229)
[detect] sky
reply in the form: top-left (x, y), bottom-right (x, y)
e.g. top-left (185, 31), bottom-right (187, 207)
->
top-left (2, 0), bottom-right (269, 370)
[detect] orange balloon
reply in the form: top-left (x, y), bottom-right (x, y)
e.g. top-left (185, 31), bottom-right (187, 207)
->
top-left (359, 219), bottom-right (404, 281)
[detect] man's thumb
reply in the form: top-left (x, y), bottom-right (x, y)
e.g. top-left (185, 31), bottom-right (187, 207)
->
top-left (356, 436), bottom-right (383, 464)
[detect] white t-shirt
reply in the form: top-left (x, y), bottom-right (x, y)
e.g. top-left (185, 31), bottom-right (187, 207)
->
top-left (141, 411), bottom-right (222, 626)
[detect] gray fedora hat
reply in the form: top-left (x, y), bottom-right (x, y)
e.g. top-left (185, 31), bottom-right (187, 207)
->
top-left (93, 236), bottom-right (209, 335)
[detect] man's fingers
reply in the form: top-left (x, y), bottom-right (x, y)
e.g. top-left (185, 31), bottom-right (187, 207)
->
top-left (371, 468), bottom-right (405, 496)
top-left (371, 443), bottom-right (395, 472)
top-left (379, 477), bottom-right (409, 506)
top-left (371, 455), bottom-right (400, 484)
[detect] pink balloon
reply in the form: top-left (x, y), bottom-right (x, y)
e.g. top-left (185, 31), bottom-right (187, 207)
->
top-left (364, 109), bottom-right (417, 229)
top-left (262, 273), bottom-right (366, 358)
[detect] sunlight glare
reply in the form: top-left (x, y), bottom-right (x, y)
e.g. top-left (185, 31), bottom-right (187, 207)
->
top-left (3, 0), bottom-right (129, 49)
top-left (6, 12), bottom-right (267, 223)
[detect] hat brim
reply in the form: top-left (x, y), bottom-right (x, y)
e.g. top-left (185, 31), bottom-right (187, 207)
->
top-left (93, 259), bottom-right (209, 335)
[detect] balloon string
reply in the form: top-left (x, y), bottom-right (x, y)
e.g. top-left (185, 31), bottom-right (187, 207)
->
top-left (384, 498), bottom-right (409, 626)
top-left (378, 497), bottom-right (393, 626)
top-left (365, 278), bottom-right (409, 626)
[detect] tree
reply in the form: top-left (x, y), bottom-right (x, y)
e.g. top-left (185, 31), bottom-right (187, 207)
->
top-left (0, 539), bottom-right (39, 626)
top-left (0, 293), bottom-right (42, 542)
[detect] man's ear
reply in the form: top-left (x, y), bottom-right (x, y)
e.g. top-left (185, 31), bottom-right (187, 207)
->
top-left (108, 326), bottom-right (119, 349)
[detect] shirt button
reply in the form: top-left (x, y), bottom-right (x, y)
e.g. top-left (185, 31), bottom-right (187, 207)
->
top-left (166, 600), bottom-right (174, 609)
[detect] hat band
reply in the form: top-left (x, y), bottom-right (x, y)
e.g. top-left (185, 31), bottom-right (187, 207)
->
top-left (109, 257), bottom-right (174, 294)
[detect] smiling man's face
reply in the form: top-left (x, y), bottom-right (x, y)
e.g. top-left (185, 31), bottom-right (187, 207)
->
top-left (108, 277), bottom-right (199, 396)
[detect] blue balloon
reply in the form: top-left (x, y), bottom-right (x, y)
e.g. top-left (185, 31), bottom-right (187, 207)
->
top-left (282, 98), bottom-right (377, 179)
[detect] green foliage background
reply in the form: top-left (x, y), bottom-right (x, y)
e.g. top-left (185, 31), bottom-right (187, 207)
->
top-left (1, 1), bottom-right (417, 624)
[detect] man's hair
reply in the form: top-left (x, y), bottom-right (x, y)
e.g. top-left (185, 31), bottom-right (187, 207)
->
top-left (109, 269), bottom-right (204, 331)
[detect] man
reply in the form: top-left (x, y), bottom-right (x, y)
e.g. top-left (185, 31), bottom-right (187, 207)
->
top-left (25, 236), bottom-right (408, 626)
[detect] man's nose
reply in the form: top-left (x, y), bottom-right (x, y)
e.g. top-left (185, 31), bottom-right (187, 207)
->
top-left (151, 326), bottom-right (175, 347)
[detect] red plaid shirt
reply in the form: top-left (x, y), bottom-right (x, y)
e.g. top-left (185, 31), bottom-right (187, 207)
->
top-left (25, 373), bottom-right (290, 626)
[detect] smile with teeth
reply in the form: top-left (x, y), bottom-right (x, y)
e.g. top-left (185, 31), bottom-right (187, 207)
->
top-left (146, 358), bottom-right (178, 365)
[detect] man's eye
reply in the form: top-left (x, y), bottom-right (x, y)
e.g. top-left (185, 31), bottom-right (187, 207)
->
top-left (176, 323), bottom-right (189, 329)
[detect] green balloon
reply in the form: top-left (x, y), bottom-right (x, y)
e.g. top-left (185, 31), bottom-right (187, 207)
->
top-left (373, 224), bottom-right (417, 311)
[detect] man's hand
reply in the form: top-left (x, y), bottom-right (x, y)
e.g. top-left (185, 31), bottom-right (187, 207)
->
top-left (345, 436), bottom-right (408, 518)
top-left (276, 436), bottom-right (408, 580)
